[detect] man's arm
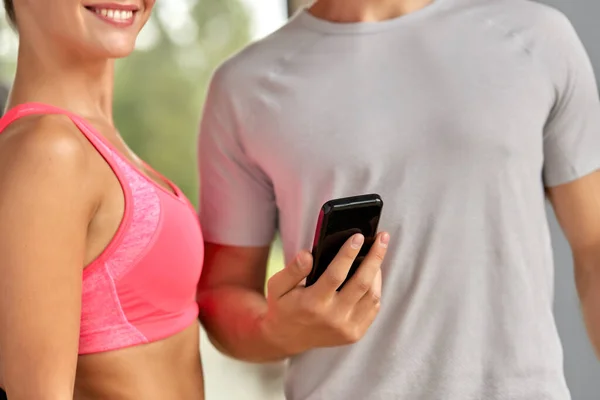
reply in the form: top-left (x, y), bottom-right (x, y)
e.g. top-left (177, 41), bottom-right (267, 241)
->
top-left (198, 233), bottom-right (388, 363)
top-left (547, 171), bottom-right (600, 357)
top-left (197, 63), bottom-right (388, 363)
top-left (537, 9), bottom-right (600, 356)
top-left (197, 243), bottom-right (279, 362)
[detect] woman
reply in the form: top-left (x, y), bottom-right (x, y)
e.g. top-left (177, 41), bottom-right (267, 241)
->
top-left (0, 1), bottom-right (205, 399)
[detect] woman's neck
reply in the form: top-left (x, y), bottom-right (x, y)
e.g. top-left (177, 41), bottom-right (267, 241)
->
top-left (7, 41), bottom-right (116, 124)
top-left (309, 0), bottom-right (434, 22)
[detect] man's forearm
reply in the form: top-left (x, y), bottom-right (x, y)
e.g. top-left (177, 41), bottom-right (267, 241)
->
top-left (575, 253), bottom-right (600, 358)
top-left (197, 287), bottom-right (292, 363)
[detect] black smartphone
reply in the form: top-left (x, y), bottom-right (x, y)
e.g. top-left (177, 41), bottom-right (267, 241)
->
top-left (306, 194), bottom-right (384, 289)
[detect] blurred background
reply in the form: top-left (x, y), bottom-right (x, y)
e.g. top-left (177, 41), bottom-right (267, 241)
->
top-left (0, 0), bottom-right (598, 399)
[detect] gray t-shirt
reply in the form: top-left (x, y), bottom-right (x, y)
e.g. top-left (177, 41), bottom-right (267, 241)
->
top-left (198, 0), bottom-right (600, 398)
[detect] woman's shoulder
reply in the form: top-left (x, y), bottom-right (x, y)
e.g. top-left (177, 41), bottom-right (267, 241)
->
top-left (0, 113), bottom-right (99, 207)
top-left (0, 113), bottom-right (91, 174)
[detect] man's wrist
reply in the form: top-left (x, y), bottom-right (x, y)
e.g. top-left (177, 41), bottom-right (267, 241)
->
top-left (257, 313), bottom-right (300, 359)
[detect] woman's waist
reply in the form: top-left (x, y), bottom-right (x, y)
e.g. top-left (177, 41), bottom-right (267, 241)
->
top-left (75, 321), bottom-right (203, 400)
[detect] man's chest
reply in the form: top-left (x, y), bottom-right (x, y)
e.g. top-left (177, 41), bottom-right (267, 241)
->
top-left (243, 36), bottom-right (554, 187)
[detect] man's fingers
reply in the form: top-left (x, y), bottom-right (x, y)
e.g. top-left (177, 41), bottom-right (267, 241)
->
top-left (337, 233), bottom-right (387, 307)
top-left (371, 266), bottom-right (382, 299)
top-left (350, 274), bottom-right (382, 326)
top-left (267, 250), bottom-right (313, 299)
top-left (310, 234), bottom-right (364, 299)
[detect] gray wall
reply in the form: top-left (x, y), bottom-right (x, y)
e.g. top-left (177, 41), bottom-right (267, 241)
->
top-left (539, 1), bottom-right (600, 399)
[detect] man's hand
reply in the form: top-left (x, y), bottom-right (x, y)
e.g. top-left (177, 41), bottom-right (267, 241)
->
top-left (260, 232), bottom-right (389, 356)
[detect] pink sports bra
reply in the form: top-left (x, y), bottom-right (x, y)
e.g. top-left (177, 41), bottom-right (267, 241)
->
top-left (0, 103), bottom-right (204, 354)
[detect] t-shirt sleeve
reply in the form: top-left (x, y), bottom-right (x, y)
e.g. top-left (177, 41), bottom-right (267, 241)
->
top-left (542, 12), bottom-right (600, 187)
top-left (198, 66), bottom-right (277, 246)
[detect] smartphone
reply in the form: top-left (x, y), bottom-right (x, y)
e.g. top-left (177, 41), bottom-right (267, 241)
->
top-left (306, 194), bottom-right (384, 289)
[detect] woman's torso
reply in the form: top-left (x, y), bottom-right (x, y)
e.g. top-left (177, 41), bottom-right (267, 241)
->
top-left (75, 323), bottom-right (203, 400)
top-left (0, 103), bottom-right (204, 399)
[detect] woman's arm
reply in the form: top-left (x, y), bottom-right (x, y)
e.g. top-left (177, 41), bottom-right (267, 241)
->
top-left (0, 116), bottom-right (97, 399)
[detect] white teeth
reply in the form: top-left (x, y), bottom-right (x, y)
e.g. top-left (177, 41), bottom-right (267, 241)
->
top-left (93, 8), bottom-right (134, 22)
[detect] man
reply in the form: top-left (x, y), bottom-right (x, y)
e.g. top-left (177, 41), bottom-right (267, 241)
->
top-left (197, 0), bottom-right (600, 399)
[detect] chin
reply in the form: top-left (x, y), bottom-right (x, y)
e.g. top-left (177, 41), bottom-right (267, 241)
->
top-left (107, 46), bottom-right (136, 59)
top-left (95, 40), bottom-right (137, 59)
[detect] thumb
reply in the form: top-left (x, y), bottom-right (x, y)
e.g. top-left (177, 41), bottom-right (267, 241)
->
top-left (267, 250), bottom-right (313, 299)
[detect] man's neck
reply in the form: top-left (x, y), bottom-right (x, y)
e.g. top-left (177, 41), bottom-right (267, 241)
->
top-left (309, 0), bottom-right (435, 23)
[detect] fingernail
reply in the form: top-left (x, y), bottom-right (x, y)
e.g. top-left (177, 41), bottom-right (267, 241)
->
top-left (380, 233), bottom-right (390, 248)
top-left (351, 234), bottom-right (364, 249)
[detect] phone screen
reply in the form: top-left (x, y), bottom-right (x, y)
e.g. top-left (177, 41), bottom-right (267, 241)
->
top-left (318, 205), bottom-right (381, 268)
top-left (308, 197), bottom-right (382, 287)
